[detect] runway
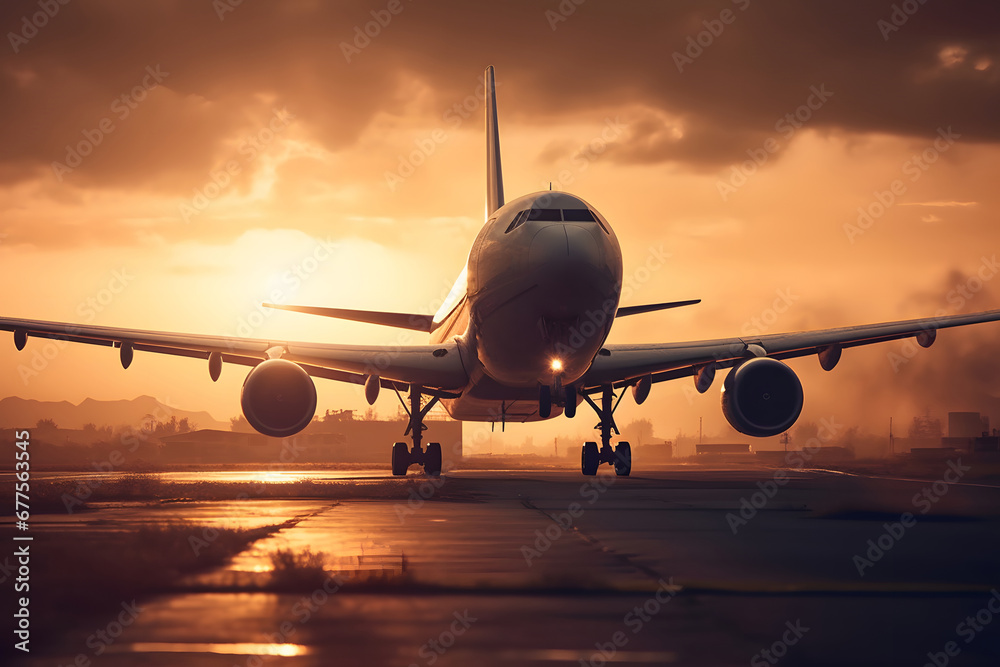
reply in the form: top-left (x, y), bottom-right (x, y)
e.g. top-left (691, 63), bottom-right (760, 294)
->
top-left (10, 463), bottom-right (1000, 665)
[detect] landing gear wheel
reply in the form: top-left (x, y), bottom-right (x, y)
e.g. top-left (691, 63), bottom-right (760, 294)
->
top-left (581, 441), bottom-right (599, 476)
top-left (424, 442), bottom-right (442, 476)
top-left (538, 385), bottom-right (552, 419)
top-left (614, 441), bottom-right (631, 477)
top-left (564, 385), bottom-right (577, 418)
top-left (391, 442), bottom-right (409, 476)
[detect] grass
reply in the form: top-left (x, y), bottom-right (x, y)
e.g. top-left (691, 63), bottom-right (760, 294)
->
top-left (269, 547), bottom-right (330, 590)
top-left (16, 520), bottom-right (293, 656)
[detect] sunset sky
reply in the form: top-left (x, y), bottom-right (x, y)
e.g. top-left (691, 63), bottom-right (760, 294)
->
top-left (2, 1), bottom-right (999, 449)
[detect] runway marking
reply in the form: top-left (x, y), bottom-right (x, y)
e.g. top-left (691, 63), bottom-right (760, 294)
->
top-left (520, 497), bottom-right (672, 584)
top-left (805, 467), bottom-right (1000, 489)
top-left (677, 580), bottom-right (1000, 596)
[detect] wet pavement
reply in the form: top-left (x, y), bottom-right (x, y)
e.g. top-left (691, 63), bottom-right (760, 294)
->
top-left (10, 464), bottom-right (1000, 665)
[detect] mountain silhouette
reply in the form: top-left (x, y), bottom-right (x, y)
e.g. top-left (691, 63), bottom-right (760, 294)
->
top-left (0, 395), bottom-right (227, 430)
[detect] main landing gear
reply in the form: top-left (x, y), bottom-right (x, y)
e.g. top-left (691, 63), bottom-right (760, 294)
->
top-left (579, 384), bottom-right (631, 477)
top-left (390, 383), bottom-right (442, 476)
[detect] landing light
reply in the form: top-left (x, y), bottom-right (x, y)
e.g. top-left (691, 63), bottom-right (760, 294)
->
top-left (550, 359), bottom-right (563, 372)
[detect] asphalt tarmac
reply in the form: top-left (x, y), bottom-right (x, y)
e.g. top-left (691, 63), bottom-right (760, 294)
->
top-left (9, 462), bottom-right (1000, 666)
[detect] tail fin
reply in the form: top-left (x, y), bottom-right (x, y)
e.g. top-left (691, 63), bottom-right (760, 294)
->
top-left (485, 65), bottom-right (504, 217)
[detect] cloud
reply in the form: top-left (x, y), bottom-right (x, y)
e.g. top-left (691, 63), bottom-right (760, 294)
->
top-left (0, 0), bottom-right (997, 190)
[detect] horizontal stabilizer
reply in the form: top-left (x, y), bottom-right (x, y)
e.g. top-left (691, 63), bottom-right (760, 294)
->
top-left (263, 303), bottom-right (434, 332)
top-left (616, 299), bottom-right (701, 317)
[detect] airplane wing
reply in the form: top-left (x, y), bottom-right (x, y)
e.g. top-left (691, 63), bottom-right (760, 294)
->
top-left (583, 308), bottom-right (1000, 389)
top-left (0, 316), bottom-right (468, 395)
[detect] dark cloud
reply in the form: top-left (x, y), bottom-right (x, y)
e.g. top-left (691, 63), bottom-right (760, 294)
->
top-left (892, 262), bottom-right (1000, 416)
top-left (797, 262), bottom-right (1000, 434)
top-left (0, 0), bottom-right (997, 192)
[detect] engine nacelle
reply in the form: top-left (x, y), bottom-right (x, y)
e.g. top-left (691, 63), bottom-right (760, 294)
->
top-left (721, 357), bottom-right (803, 438)
top-left (240, 359), bottom-right (317, 437)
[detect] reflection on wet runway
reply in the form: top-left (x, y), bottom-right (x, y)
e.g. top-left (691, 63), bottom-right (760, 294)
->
top-left (11, 465), bottom-right (1000, 665)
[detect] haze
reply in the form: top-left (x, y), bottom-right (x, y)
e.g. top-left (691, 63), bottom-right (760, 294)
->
top-left (1, 0), bottom-right (999, 445)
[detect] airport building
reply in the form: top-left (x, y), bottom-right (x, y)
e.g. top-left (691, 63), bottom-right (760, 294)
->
top-left (941, 411), bottom-right (999, 452)
top-left (159, 411), bottom-right (463, 465)
top-left (902, 411), bottom-right (999, 454)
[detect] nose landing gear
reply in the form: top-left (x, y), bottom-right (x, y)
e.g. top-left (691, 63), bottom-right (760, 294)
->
top-left (538, 382), bottom-right (578, 419)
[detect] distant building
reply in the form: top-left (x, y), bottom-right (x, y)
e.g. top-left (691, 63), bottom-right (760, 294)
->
top-left (949, 412), bottom-right (989, 438)
top-left (636, 441), bottom-right (673, 462)
top-left (942, 411), bottom-right (997, 452)
top-left (902, 411), bottom-right (999, 454)
top-left (696, 443), bottom-right (752, 456)
top-left (160, 417), bottom-right (462, 465)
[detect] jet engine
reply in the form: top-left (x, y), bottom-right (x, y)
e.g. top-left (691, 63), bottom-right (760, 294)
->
top-left (721, 357), bottom-right (803, 437)
top-left (240, 359), bottom-right (317, 437)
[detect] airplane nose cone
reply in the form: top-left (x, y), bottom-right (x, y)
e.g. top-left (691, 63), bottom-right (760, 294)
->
top-left (528, 224), bottom-right (601, 268)
top-left (527, 223), bottom-right (609, 320)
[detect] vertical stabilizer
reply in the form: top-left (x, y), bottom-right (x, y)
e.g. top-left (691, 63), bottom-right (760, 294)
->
top-left (485, 65), bottom-right (504, 217)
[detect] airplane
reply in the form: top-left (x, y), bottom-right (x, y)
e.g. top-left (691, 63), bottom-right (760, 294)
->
top-left (4, 65), bottom-right (1000, 477)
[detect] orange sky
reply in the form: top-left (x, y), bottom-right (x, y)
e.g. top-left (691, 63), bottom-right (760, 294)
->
top-left (2, 1), bottom-right (999, 449)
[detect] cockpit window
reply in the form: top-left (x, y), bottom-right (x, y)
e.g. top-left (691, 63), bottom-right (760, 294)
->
top-left (566, 208), bottom-right (609, 234)
top-left (562, 209), bottom-right (596, 222)
top-left (503, 207), bottom-right (610, 234)
top-left (504, 209), bottom-right (529, 233)
top-left (526, 208), bottom-right (562, 221)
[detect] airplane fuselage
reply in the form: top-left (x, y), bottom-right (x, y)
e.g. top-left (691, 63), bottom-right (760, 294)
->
top-left (434, 191), bottom-right (623, 422)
